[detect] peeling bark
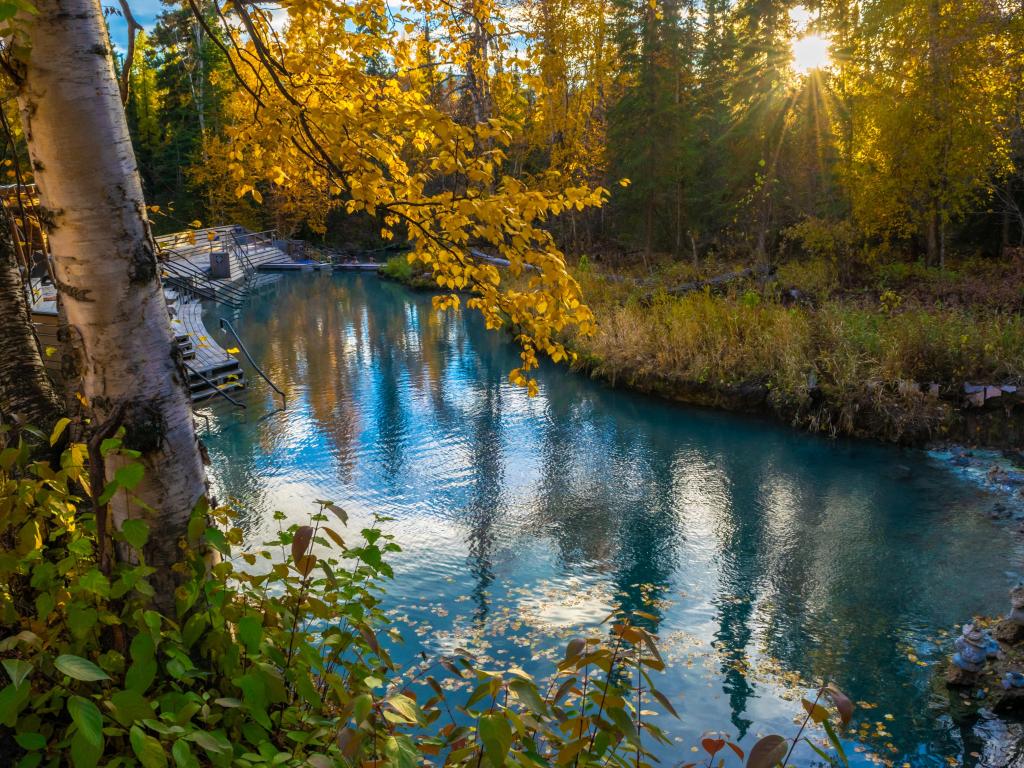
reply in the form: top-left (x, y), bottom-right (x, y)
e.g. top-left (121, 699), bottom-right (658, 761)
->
top-left (0, 208), bottom-right (62, 431)
top-left (15, 0), bottom-right (207, 610)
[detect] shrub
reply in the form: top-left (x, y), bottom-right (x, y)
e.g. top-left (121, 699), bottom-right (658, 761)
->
top-left (0, 428), bottom-right (856, 767)
top-left (782, 217), bottom-right (859, 285)
top-left (775, 258), bottom-right (839, 299)
top-left (381, 254), bottom-right (414, 283)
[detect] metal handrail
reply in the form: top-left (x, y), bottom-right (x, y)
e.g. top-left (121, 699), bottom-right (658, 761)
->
top-left (227, 234), bottom-right (259, 287)
top-left (162, 249), bottom-right (248, 295)
top-left (184, 363), bottom-right (247, 409)
top-left (218, 317), bottom-right (287, 408)
top-left (161, 253), bottom-right (248, 305)
top-left (163, 272), bottom-right (242, 309)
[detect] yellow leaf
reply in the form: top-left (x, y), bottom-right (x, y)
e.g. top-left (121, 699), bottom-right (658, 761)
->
top-left (226, 347), bottom-right (240, 355)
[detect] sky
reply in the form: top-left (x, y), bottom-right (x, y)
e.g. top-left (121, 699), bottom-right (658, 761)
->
top-left (105, 0), bottom-right (164, 52)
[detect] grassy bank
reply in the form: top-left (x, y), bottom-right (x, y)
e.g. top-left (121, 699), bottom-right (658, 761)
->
top-left (376, 249), bottom-right (1024, 444)
top-left (571, 257), bottom-right (1024, 444)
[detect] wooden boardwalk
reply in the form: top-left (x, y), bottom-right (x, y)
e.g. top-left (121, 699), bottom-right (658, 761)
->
top-left (174, 300), bottom-right (246, 402)
top-left (29, 225), bottom-right (299, 407)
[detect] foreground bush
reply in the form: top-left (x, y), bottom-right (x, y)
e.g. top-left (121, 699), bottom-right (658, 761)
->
top-left (0, 429), bottom-right (854, 766)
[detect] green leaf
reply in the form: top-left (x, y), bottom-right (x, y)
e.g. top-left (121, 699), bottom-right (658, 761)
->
top-left (67, 696), bottom-right (103, 748)
top-left (130, 725), bottom-right (168, 768)
top-left (68, 604), bottom-right (99, 640)
top-left (15, 731), bottom-right (45, 750)
top-left (70, 727), bottom-right (103, 768)
top-left (2, 659), bottom-right (31, 688)
top-left (115, 462), bottom-right (145, 490)
top-left (99, 437), bottom-right (122, 456)
top-left (120, 519), bottom-right (150, 551)
top-left (0, 681), bottom-right (28, 727)
top-left (479, 713), bottom-right (512, 767)
top-left (96, 480), bottom-right (120, 507)
top-left (648, 685), bottom-right (679, 718)
top-left (237, 615), bottom-right (262, 655)
top-left (186, 730), bottom-right (232, 755)
top-left (78, 569), bottom-right (111, 598)
top-left (508, 679), bottom-right (546, 715)
top-left (353, 693), bottom-right (372, 725)
top-left (110, 689), bottom-right (154, 727)
top-left (607, 706), bottom-right (638, 746)
top-left (171, 740), bottom-right (200, 768)
top-left (56, 655), bottom-right (110, 682)
top-left (822, 719), bottom-right (849, 766)
top-left (126, 634), bottom-right (156, 693)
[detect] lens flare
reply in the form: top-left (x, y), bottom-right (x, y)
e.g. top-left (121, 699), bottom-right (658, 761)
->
top-left (790, 33), bottom-right (831, 74)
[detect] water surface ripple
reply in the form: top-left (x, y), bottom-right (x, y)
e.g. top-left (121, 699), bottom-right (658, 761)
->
top-left (201, 273), bottom-right (1023, 766)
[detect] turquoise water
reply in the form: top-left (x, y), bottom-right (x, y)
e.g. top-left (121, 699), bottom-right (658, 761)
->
top-left (200, 272), bottom-right (1023, 766)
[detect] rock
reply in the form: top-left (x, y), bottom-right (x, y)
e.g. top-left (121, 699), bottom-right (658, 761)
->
top-left (992, 684), bottom-right (1024, 714)
top-left (1003, 449), bottom-right (1024, 468)
top-left (966, 390), bottom-right (986, 408)
top-left (946, 661), bottom-right (982, 687)
top-left (1005, 471), bottom-right (1024, 486)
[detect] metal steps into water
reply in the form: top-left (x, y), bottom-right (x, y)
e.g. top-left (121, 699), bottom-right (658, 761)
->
top-left (172, 299), bottom-right (247, 405)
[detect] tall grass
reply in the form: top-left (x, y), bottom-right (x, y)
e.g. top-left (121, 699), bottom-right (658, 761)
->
top-left (576, 287), bottom-right (1024, 440)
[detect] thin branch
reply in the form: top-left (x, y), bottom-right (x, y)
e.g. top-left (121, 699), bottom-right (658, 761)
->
top-left (118, 0), bottom-right (145, 105)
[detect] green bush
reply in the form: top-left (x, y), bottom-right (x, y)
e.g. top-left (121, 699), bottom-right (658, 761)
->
top-left (0, 428), bottom-right (855, 767)
top-left (380, 254), bottom-right (414, 283)
top-left (775, 258), bottom-right (839, 298)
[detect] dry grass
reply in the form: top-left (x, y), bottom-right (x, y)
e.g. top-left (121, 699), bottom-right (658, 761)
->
top-left (572, 271), bottom-right (1024, 440)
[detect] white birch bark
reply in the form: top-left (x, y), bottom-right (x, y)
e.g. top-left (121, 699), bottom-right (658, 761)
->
top-left (15, 0), bottom-right (207, 606)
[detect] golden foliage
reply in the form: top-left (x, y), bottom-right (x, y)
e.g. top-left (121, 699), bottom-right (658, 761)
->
top-left (200, 0), bottom-right (608, 392)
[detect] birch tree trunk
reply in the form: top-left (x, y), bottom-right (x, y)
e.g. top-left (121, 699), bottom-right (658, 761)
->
top-left (0, 208), bottom-right (62, 431)
top-left (15, 0), bottom-right (207, 607)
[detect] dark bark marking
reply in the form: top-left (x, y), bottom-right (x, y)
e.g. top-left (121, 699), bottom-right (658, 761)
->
top-left (121, 399), bottom-right (167, 454)
top-left (127, 239), bottom-right (158, 285)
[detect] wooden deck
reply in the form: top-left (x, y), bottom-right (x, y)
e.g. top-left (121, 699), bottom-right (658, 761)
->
top-left (332, 262), bottom-right (382, 271)
top-left (174, 300), bottom-right (246, 402)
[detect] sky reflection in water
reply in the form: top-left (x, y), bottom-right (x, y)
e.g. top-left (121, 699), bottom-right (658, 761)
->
top-left (200, 273), bottom-right (1023, 766)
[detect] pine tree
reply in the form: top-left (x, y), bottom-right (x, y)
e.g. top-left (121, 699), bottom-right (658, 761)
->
top-left (607, 0), bottom-right (692, 262)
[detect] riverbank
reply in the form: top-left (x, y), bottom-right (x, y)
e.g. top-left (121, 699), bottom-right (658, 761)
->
top-left (571, 255), bottom-right (1024, 448)
top-left (377, 253), bottom-right (1024, 448)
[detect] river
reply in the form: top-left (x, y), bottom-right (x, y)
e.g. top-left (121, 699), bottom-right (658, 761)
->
top-left (199, 271), bottom-right (1024, 766)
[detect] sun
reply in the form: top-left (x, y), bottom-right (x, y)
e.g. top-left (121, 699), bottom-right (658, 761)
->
top-left (790, 32), bottom-right (832, 74)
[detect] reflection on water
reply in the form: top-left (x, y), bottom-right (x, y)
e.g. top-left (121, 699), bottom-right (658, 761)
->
top-left (200, 273), bottom-right (1023, 766)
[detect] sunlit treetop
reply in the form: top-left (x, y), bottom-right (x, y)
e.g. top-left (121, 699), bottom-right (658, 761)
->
top-left (195, 0), bottom-right (608, 395)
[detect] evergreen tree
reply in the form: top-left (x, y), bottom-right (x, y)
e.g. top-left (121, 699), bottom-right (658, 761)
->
top-left (607, 0), bottom-right (692, 262)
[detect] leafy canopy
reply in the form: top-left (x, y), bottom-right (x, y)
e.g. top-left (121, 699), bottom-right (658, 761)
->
top-left (200, 0), bottom-right (609, 394)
